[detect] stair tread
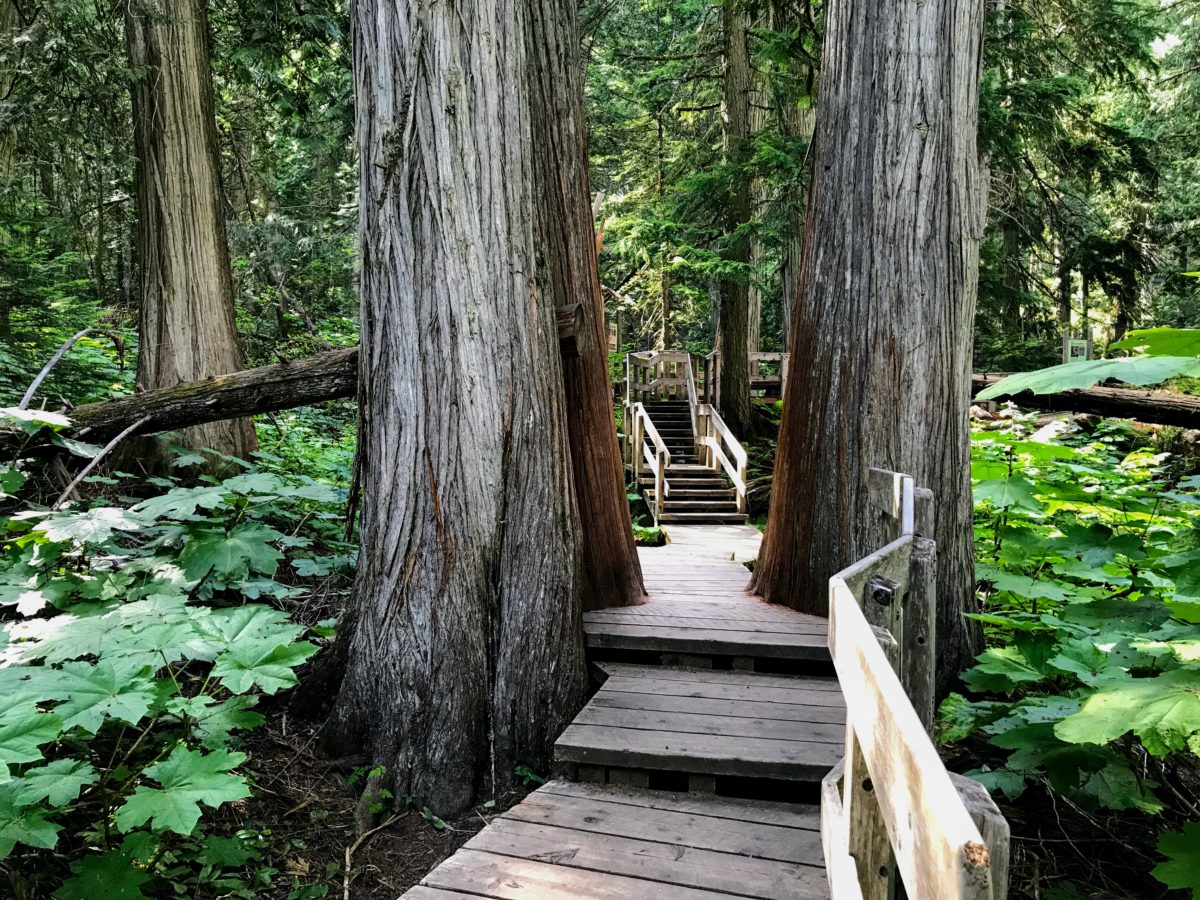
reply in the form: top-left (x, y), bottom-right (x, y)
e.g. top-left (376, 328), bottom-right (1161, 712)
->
top-left (554, 664), bottom-right (842, 783)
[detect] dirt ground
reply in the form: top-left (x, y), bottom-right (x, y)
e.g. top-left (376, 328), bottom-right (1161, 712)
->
top-left (237, 705), bottom-right (533, 900)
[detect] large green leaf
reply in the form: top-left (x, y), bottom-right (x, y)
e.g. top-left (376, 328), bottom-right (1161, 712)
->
top-left (974, 477), bottom-right (1044, 511)
top-left (115, 746), bottom-right (250, 835)
top-left (212, 639), bottom-right (319, 695)
top-left (56, 844), bottom-right (151, 900)
top-left (1111, 327), bottom-right (1200, 357)
top-left (186, 605), bottom-right (302, 661)
top-left (22, 596), bottom-right (201, 665)
top-left (0, 709), bottom-right (63, 781)
top-left (180, 524), bottom-right (284, 582)
top-left (43, 660), bottom-right (158, 734)
top-left (0, 791), bottom-right (60, 858)
top-left (133, 485), bottom-right (230, 521)
top-left (14, 758), bottom-right (98, 808)
top-left (1054, 667), bottom-right (1200, 756)
top-left (977, 356), bottom-right (1200, 399)
top-left (35, 507), bottom-right (143, 545)
top-left (963, 646), bottom-right (1053, 692)
top-left (164, 695), bottom-right (263, 748)
top-left (1154, 822), bottom-right (1200, 897)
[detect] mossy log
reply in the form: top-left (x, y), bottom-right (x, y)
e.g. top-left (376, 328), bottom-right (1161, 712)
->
top-left (26, 347), bottom-right (358, 447)
top-left (972, 374), bottom-right (1200, 430)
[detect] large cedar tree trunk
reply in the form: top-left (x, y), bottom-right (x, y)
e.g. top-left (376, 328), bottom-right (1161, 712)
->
top-left (752, 0), bottom-right (988, 693)
top-left (323, 0), bottom-right (588, 814)
top-left (126, 0), bottom-right (256, 458)
top-left (533, 4), bottom-right (646, 611)
top-left (716, 0), bottom-right (753, 437)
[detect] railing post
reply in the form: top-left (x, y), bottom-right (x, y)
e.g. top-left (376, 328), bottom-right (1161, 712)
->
top-left (737, 454), bottom-right (748, 514)
top-left (902, 535), bottom-right (937, 733)
top-left (654, 451), bottom-right (665, 522)
top-left (781, 353), bottom-right (789, 400)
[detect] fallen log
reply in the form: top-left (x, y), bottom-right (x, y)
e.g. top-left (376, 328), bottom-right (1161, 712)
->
top-left (9, 355), bottom-right (1200, 456)
top-left (55, 347), bottom-right (358, 445)
top-left (972, 373), bottom-right (1200, 430)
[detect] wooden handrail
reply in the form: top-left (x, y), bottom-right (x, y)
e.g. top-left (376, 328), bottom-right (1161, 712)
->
top-left (683, 354), bottom-right (701, 454)
top-left (822, 470), bottom-right (1009, 900)
top-left (697, 402), bottom-right (748, 513)
top-left (631, 402), bottom-right (671, 522)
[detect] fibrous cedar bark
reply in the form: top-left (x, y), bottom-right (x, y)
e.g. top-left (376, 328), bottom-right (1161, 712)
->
top-left (323, 0), bottom-right (588, 814)
top-left (531, 0), bottom-right (646, 611)
top-left (126, 0), bottom-right (256, 458)
top-left (752, 0), bottom-right (988, 694)
top-left (716, 0), bottom-right (754, 437)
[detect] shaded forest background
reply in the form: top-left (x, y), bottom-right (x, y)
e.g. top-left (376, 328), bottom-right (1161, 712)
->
top-left (3, 0), bottom-right (1200, 404)
top-left (5, 1), bottom-right (1200, 898)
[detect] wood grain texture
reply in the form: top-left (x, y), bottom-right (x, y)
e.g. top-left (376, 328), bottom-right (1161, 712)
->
top-left (530, 0), bottom-right (647, 612)
top-left (753, 0), bottom-right (987, 690)
top-left (125, 0), bottom-right (256, 459)
top-left (324, 0), bottom-right (587, 814)
top-left (829, 581), bottom-right (998, 899)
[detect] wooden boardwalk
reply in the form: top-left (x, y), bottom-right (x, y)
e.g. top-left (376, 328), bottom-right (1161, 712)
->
top-left (403, 524), bottom-right (837, 899)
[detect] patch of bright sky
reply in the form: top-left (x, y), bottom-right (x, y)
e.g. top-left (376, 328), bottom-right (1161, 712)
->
top-left (1153, 34), bottom-right (1181, 59)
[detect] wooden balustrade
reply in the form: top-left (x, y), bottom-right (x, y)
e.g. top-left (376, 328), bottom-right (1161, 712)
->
top-left (628, 402), bottom-right (671, 522)
top-left (697, 403), bottom-right (748, 513)
top-left (821, 468), bottom-right (1009, 900)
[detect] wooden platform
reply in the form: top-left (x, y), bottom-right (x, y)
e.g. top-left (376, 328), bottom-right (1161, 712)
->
top-left (405, 781), bottom-right (829, 899)
top-left (556, 663), bottom-right (844, 782)
top-left (585, 524), bottom-right (830, 662)
top-left (401, 524), bottom-right (835, 899)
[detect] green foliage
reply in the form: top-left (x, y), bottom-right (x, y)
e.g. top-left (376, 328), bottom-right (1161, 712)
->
top-left (1154, 822), bottom-right (1200, 896)
top-left (0, 412), bottom-right (351, 896)
top-left (940, 408), bottom-right (1200, 890)
top-left (978, 350), bottom-right (1200, 399)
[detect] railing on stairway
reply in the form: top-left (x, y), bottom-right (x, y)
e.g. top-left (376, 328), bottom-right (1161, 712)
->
top-left (821, 468), bottom-right (1010, 900)
top-left (625, 350), bottom-right (691, 404)
top-left (695, 402), bottom-right (748, 515)
top-left (702, 350), bottom-right (791, 407)
top-left (626, 350), bottom-right (750, 517)
top-left (628, 402), bottom-right (671, 523)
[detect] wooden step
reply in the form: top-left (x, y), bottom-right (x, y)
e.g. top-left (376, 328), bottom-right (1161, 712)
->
top-left (660, 511), bottom-right (749, 524)
top-left (403, 781), bottom-right (829, 899)
top-left (554, 664), bottom-right (843, 785)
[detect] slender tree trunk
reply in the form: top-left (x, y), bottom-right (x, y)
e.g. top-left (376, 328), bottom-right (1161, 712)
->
top-left (533, 0), bottom-right (646, 611)
top-left (1057, 259), bottom-right (1073, 328)
top-left (324, 0), bottom-right (588, 815)
top-left (752, 0), bottom-right (988, 696)
top-left (1001, 219), bottom-right (1025, 331)
top-left (126, 0), bottom-right (256, 458)
top-left (717, 0), bottom-right (753, 436)
top-left (0, 0), bottom-right (18, 181)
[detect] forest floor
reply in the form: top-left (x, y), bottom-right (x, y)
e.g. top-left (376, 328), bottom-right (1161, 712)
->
top-left (238, 702), bottom-right (532, 899)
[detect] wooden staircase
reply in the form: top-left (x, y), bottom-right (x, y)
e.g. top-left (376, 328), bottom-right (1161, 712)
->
top-left (638, 399), bottom-right (749, 524)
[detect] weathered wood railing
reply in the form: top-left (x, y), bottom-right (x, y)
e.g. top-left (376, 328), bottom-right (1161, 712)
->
top-left (703, 350), bottom-right (791, 406)
top-left (628, 402), bottom-right (671, 522)
top-left (822, 468), bottom-right (1009, 900)
top-left (625, 350), bottom-right (691, 404)
top-left (696, 403), bottom-right (748, 514)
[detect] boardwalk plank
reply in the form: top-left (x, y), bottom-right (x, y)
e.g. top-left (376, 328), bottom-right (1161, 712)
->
top-left (591, 690), bottom-right (847, 724)
top-left (597, 662), bottom-right (840, 689)
top-left (504, 790), bottom-right (824, 863)
top-left (585, 623), bottom-right (829, 658)
top-left (422, 849), bottom-right (734, 899)
top-left (466, 818), bottom-right (828, 899)
top-left (536, 780), bottom-right (820, 829)
top-left (598, 674), bottom-right (846, 707)
top-left (573, 704), bottom-right (844, 744)
top-left (555, 722), bottom-right (841, 780)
